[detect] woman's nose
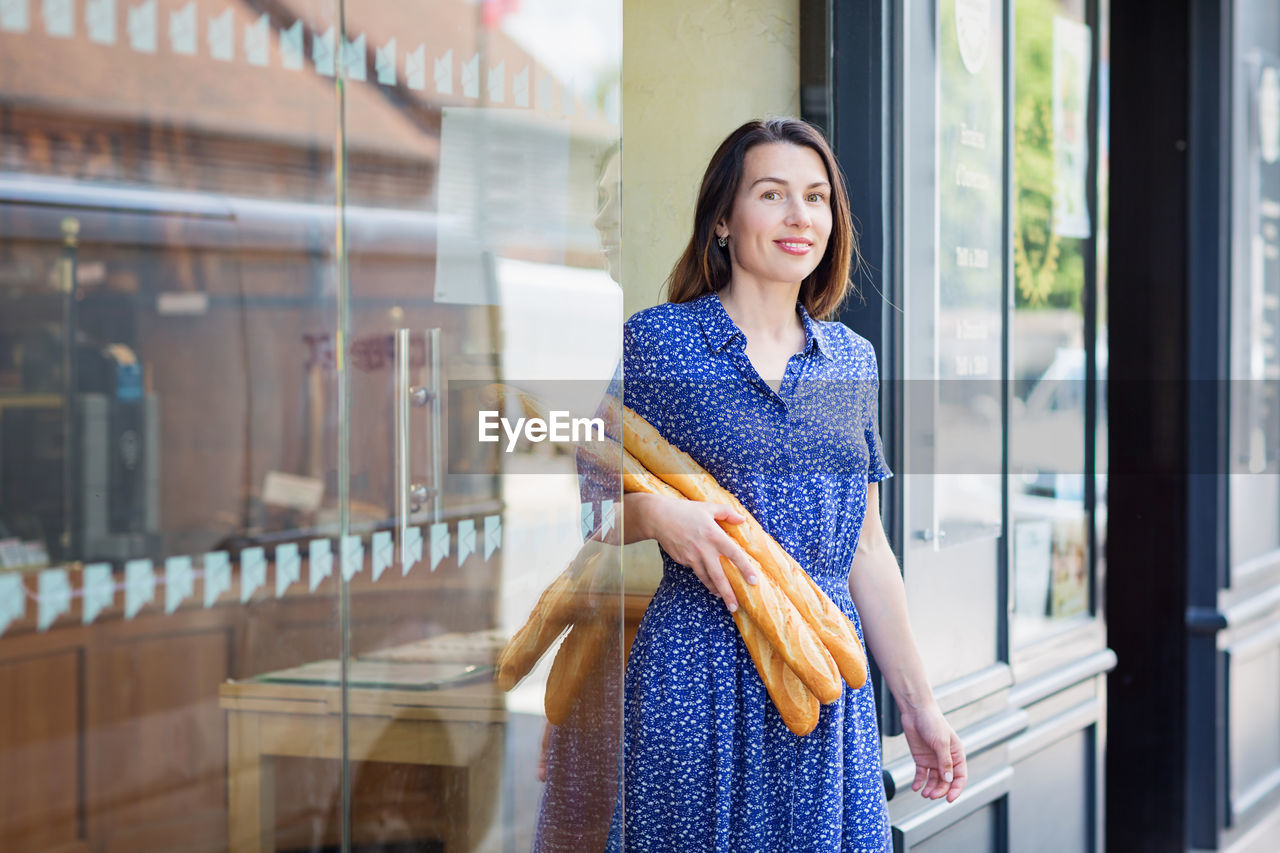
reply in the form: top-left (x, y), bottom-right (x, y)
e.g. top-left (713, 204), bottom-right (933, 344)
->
top-left (784, 197), bottom-right (811, 227)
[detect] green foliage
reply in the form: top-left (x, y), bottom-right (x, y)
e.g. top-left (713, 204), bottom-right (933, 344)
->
top-left (1014, 0), bottom-right (1086, 311)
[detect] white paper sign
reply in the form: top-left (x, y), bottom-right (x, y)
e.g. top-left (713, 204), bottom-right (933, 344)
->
top-left (375, 37), bottom-right (396, 86)
top-left (601, 499), bottom-right (615, 536)
top-left (43, 0), bottom-right (72, 37)
top-left (86, 0), bottom-right (115, 45)
top-left (208, 8), bottom-right (233, 62)
top-left (343, 33), bottom-right (365, 81)
top-left (262, 470), bottom-right (323, 511)
top-left (168, 1), bottom-right (195, 55)
top-left (403, 524), bottom-right (423, 573)
top-left (513, 65), bottom-right (530, 107)
top-left (462, 52), bottom-right (479, 98)
top-left (308, 538), bottom-right (333, 591)
top-left (488, 60), bottom-right (505, 103)
top-left (125, 559), bottom-right (155, 619)
top-left (241, 547), bottom-right (266, 602)
top-left (484, 514), bottom-right (501, 561)
top-left (457, 519), bottom-right (475, 565)
top-left (340, 534), bottom-right (363, 581)
top-left (371, 531), bottom-right (393, 581)
top-left (245, 14), bottom-right (269, 67)
top-left (428, 522), bottom-right (448, 572)
top-left (314, 26), bottom-right (335, 76)
top-left (127, 0), bottom-right (156, 53)
top-left (430, 47), bottom-right (449, 94)
top-left (1, 0), bottom-right (31, 33)
top-left (204, 550), bottom-right (231, 607)
top-left (165, 555), bottom-right (193, 613)
top-left (280, 20), bottom-right (303, 70)
top-left (83, 563), bottom-right (113, 624)
top-left (0, 572), bottom-right (24, 636)
top-left (275, 542), bottom-right (300, 596)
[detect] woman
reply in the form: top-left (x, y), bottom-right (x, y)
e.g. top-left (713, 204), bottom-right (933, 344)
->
top-left (610, 118), bottom-right (966, 851)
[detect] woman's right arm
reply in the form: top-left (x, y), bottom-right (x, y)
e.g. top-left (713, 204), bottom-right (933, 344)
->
top-left (621, 491), bottom-right (759, 611)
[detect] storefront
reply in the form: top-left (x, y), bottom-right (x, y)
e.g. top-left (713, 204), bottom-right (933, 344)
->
top-left (811, 0), bottom-right (1113, 849)
top-left (5, 0), bottom-right (1278, 851)
top-left (1, 1), bottom-right (626, 850)
top-left (1107, 2), bottom-right (1280, 851)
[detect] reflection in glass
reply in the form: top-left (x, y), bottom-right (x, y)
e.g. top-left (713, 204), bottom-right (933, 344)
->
top-left (1, 0), bottom-right (625, 849)
top-left (1010, 0), bottom-right (1097, 643)
top-left (1230, 2), bottom-right (1280, 571)
top-left (932, 0), bottom-right (1006, 546)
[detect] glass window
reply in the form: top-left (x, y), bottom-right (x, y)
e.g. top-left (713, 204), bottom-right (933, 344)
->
top-left (900, 0), bottom-right (1006, 686)
top-left (1010, 0), bottom-right (1100, 646)
top-left (0, 1), bottom-right (623, 850)
top-left (1230, 1), bottom-right (1280, 575)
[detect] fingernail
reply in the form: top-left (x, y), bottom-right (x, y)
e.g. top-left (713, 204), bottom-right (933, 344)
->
top-left (747, 575), bottom-right (758, 584)
top-left (728, 602), bottom-right (737, 612)
top-left (944, 771), bottom-right (953, 783)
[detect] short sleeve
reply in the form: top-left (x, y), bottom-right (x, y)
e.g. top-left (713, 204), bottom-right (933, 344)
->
top-left (864, 345), bottom-right (894, 484)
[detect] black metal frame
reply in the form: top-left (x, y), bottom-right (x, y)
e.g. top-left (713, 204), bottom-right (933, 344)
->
top-left (1186, 0), bottom-right (1233, 846)
top-left (1105, 1), bottom-right (1194, 850)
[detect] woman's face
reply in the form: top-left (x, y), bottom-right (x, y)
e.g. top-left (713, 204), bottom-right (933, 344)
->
top-left (716, 142), bottom-right (833, 291)
top-left (594, 148), bottom-right (622, 283)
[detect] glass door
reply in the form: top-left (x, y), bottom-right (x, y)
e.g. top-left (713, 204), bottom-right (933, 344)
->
top-left (0, 0), bottom-right (623, 850)
top-left (336, 1), bottom-right (624, 851)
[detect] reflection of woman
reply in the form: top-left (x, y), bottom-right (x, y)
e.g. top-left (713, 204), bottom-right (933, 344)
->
top-left (610, 119), bottom-right (966, 851)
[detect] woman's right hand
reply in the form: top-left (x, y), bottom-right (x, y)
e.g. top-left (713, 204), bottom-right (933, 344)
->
top-left (627, 493), bottom-right (759, 611)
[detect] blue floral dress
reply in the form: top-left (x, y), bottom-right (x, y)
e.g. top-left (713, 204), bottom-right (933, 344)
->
top-left (605, 290), bottom-right (895, 852)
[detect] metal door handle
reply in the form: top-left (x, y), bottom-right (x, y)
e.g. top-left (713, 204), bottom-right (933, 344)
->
top-left (395, 327), bottom-right (443, 566)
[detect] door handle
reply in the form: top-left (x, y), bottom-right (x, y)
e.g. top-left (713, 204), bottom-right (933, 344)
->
top-left (395, 327), bottom-right (443, 567)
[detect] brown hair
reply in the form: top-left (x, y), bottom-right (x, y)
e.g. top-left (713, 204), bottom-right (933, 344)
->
top-left (664, 118), bottom-right (860, 320)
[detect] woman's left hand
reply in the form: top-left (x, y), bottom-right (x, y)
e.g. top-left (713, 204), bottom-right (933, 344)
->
top-left (899, 702), bottom-right (967, 803)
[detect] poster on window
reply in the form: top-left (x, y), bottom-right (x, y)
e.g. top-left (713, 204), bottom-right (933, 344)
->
top-left (1052, 16), bottom-right (1092, 239)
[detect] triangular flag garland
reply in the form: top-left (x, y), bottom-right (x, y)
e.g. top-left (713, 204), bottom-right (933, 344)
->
top-left (0, 5), bottom-right (621, 125)
top-left (0, 510), bottom-right (608, 632)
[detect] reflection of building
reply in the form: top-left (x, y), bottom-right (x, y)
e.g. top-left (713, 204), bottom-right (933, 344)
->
top-left (2, 1), bottom-right (1278, 852)
top-left (1, 1), bottom-right (620, 851)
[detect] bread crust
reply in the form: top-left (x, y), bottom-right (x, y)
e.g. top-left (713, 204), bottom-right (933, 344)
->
top-left (622, 453), bottom-right (841, 703)
top-left (622, 406), bottom-right (869, 690)
top-left (544, 617), bottom-right (607, 725)
top-left (736, 609), bottom-right (820, 736)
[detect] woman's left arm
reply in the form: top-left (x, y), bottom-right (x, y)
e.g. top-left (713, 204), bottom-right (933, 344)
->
top-left (848, 481), bottom-right (968, 803)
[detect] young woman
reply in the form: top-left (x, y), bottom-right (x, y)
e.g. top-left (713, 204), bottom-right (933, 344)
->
top-left (612, 118), bottom-right (967, 851)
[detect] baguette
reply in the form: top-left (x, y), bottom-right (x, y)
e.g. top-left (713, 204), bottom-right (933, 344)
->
top-left (623, 449), bottom-right (841, 703)
top-left (622, 406), bottom-right (869, 690)
top-left (544, 616), bottom-right (608, 725)
top-left (496, 547), bottom-right (603, 690)
top-left (735, 609), bottom-right (819, 735)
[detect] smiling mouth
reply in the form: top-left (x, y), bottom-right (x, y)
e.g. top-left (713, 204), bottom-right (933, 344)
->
top-left (774, 239), bottom-right (813, 255)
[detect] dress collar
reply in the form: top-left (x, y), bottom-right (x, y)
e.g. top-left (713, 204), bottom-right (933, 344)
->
top-left (692, 290), bottom-right (834, 362)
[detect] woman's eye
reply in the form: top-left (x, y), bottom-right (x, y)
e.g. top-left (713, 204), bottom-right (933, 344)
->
top-left (762, 190), bottom-right (782, 201)
top-left (807, 193), bottom-right (827, 203)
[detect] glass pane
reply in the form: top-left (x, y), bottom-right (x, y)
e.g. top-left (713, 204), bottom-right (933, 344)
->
top-left (899, 0), bottom-right (1006, 685)
top-left (0, 2), bottom-right (348, 851)
top-left (338, 1), bottom-right (624, 850)
top-left (1010, 0), bottom-right (1095, 644)
top-left (931, 0), bottom-right (1004, 548)
top-left (1230, 0), bottom-right (1280, 573)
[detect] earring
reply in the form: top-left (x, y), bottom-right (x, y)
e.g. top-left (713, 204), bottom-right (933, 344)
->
top-left (717, 236), bottom-right (727, 247)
